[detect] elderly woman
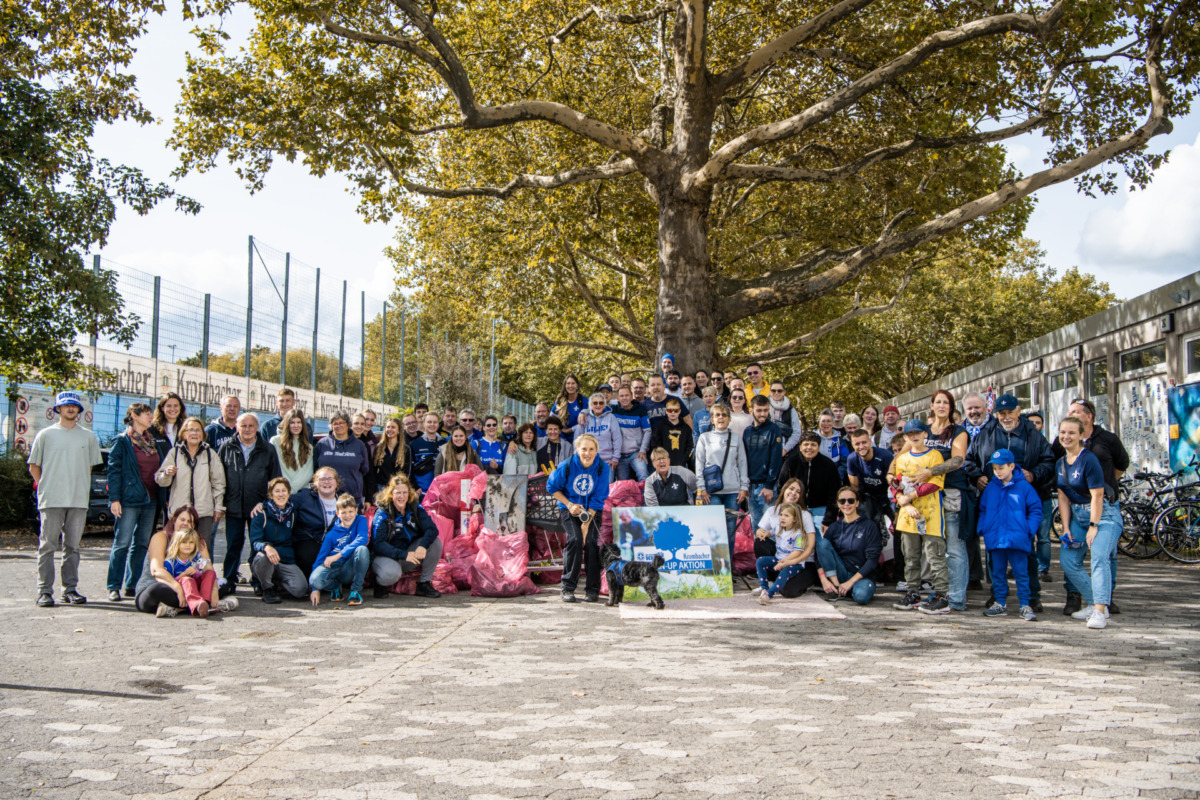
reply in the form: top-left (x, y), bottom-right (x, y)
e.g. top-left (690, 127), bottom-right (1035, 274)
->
top-left (314, 410), bottom-right (371, 505)
top-left (155, 416), bottom-right (226, 560)
top-left (134, 505), bottom-right (239, 617)
top-left (290, 467), bottom-right (343, 578)
top-left (547, 433), bottom-right (611, 603)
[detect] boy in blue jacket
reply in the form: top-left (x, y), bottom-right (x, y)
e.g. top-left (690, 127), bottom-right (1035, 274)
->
top-left (308, 494), bottom-right (370, 607)
top-left (979, 449), bottom-right (1043, 621)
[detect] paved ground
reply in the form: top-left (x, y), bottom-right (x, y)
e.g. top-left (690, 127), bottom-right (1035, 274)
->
top-left (1, 541), bottom-right (1198, 800)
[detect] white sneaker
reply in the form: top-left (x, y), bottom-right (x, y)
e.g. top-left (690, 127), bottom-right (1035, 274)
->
top-left (156, 603), bottom-right (178, 618)
top-left (757, 592), bottom-right (772, 605)
top-left (1073, 607), bottom-right (1109, 620)
top-left (895, 581), bottom-right (909, 592)
top-left (218, 597), bottom-right (239, 613)
top-left (1086, 610), bottom-right (1108, 629)
top-left (751, 587), bottom-right (764, 597)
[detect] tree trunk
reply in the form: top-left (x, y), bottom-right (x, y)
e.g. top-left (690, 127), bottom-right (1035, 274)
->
top-left (655, 187), bottom-right (717, 374)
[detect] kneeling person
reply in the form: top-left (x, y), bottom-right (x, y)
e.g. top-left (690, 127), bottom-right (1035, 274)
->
top-left (308, 494), bottom-right (370, 606)
top-left (249, 477), bottom-right (310, 603)
top-left (370, 475), bottom-right (444, 599)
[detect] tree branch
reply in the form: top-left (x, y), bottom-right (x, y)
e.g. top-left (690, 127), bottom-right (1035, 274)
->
top-left (513, 326), bottom-right (648, 360)
top-left (689, 2), bottom-right (1067, 191)
top-left (558, 233), bottom-right (655, 349)
top-left (549, 2), bottom-right (679, 45)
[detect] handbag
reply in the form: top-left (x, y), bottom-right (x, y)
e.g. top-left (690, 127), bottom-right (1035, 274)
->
top-left (702, 432), bottom-right (732, 494)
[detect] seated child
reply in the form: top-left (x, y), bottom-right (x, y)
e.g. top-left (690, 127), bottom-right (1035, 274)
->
top-left (755, 502), bottom-right (817, 603)
top-left (164, 527), bottom-right (220, 617)
top-left (308, 494), bottom-right (370, 607)
top-left (979, 449), bottom-right (1043, 621)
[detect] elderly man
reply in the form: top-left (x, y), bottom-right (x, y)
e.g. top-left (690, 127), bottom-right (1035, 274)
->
top-left (965, 393), bottom-right (1056, 613)
top-left (218, 413), bottom-right (282, 589)
top-left (1052, 397), bottom-right (1129, 617)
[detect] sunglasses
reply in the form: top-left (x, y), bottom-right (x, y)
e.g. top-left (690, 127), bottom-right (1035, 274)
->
top-left (770, 388), bottom-right (784, 393)
top-left (837, 498), bottom-right (857, 505)
top-left (461, 418), bottom-right (475, 423)
top-left (484, 422), bottom-right (497, 427)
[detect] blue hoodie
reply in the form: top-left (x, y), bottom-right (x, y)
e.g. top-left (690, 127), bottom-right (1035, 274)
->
top-left (312, 514), bottom-right (369, 569)
top-left (978, 467), bottom-right (1043, 552)
top-left (546, 454), bottom-right (611, 511)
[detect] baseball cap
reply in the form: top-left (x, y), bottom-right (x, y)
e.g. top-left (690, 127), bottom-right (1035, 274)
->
top-left (902, 419), bottom-right (927, 435)
top-left (990, 448), bottom-right (1016, 465)
top-left (995, 393), bottom-right (1019, 411)
top-left (883, 405), bottom-right (900, 415)
top-left (54, 391), bottom-right (85, 412)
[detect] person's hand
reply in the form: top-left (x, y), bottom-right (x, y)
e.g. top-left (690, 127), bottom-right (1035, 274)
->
top-left (406, 546), bottom-right (427, 565)
top-left (1086, 526), bottom-right (1098, 547)
top-left (1022, 469), bottom-right (1034, 483)
top-left (697, 490), bottom-right (709, 504)
top-left (976, 476), bottom-right (989, 491)
top-left (913, 468), bottom-right (932, 483)
top-left (324, 554), bottom-right (338, 568)
top-left (213, 510), bottom-right (224, 523)
top-left (755, 529), bottom-right (769, 540)
top-left (761, 488), bottom-right (774, 504)
top-left (250, 503), bottom-right (263, 517)
top-left (507, 442), bottom-right (517, 454)
top-left (896, 494), bottom-right (910, 507)
top-left (164, 464), bottom-right (178, 477)
top-left (181, 566), bottom-right (197, 578)
top-left (568, 502), bottom-right (582, 517)
top-left (636, 452), bottom-right (647, 463)
top-left (265, 545), bottom-right (280, 565)
top-left (577, 412), bottom-right (587, 426)
top-left (110, 501), bottom-right (123, 519)
top-left (820, 579), bottom-right (837, 594)
top-left (608, 460), bottom-right (619, 471)
top-left (837, 582), bottom-right (853, 597)
top-left (737, 490), bottom-right (748, 504)
top-left (310, 590), bottom-right (321, 607)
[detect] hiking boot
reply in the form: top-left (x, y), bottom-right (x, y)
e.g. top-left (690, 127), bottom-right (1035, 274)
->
top-left (893, 591), bottom-right (922, 610)
top-left (1063, 591), bottom-right (1083, 616)
top-left (36, 593), bottom-right (55, 608)
top-left (918, 593), bottom-right (950, 615)
top-left (983, 603), bottom-right (1007, 617)
top-left (1020, 605), bottom-right (1038, 622)
top-left (61, 590), bottom-right (87, 605)
top-left (415, 582), bottom-right (441, 598)
top-left (1029, 599), bottom-right (1044, 614)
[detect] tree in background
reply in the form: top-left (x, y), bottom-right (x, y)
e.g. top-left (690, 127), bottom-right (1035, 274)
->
top-left (181, 347), bottom-right (363, 398)
top-left (0, 0), bottom-right (198, 396)
top-left (173, 0), bottom-right (1197, 373)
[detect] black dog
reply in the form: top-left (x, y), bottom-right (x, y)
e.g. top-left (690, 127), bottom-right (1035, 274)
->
top-left (600, 542), bottom-right (666, 609)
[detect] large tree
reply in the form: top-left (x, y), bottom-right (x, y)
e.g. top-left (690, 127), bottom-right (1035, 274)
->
top-left (174, 0), bottom-right (1198, 373)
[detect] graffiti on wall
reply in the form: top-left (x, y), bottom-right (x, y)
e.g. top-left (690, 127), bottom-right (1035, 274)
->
top-left (1118, 375), bottom-right (1170, 473)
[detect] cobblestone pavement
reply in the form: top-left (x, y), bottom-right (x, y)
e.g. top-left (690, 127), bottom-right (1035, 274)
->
top-left (1, 546), bottom-right (1197, 800)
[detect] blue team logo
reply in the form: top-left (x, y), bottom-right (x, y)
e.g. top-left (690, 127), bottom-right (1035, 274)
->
top-left (572, 474), bottom-right (595, 495)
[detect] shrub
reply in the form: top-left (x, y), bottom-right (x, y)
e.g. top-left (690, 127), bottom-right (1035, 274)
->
top-left (0, 452), bottom-right (34, 526)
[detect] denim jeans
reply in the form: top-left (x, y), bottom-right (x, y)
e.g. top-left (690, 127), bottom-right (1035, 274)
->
top-left (749, 483), bottom-right (772, 532)
top-left (709, 493), bottom-right (741, 555)
top-left (943, 511), bottom-right (968, 609)
top-left (809, 506), bottom-right (827, 534)
top-left (813, 536), bottom-right (876, 604)
top-left (107, 503), bottom-right (156, 592)
top-left (1036, 499), bottom-right (1054, 573)
top-left (755, 556), bottom-right (805, 598)
top-left (616, 451), bottom-right (649, 482)
top-left (309, 546), bottom-right (371, 594)
top-left (1059, 501), bottom-right (1121, 606)
top-left (1061, 501), bottom-right (1119, 596)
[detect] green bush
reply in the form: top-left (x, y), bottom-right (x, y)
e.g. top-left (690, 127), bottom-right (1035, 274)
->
top-left (0, 452), bottom-right (34, 526)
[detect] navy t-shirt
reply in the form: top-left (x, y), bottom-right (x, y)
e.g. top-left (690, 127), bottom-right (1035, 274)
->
top-left (923, 423), bottom-right (969, 490)
top-left (1056, 449), bottom-right (1106, 505)
top-left (847, 447), bottom-right (895, 501)
top-left (643, 398), bottom-right (691, 431)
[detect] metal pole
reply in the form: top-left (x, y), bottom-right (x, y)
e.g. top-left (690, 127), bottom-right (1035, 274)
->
top-left (415, 317), bottom-right (421, 397)
top-left (311, 268), bottom-right (320, 392)
top-left (399, 307), bottom-right (406, 408)
top-left (380, 302), bottom-right (387, 405)
top-left (202, 294), bottom-right (211, 370)
top-left (281, 253), bottom-right (290, 385)
top-left (89, 255), bottom-right (100, 349)
top-left (489, 319), bottom-right (496, 414)
top-left (338, 280), bottom-right (347, 397)
top-left (360, 291), bottom-right (366, 401)
top-left (245, 235), bottom-right (253, 379)
top-left (150, 275), bottom-right (161, 361)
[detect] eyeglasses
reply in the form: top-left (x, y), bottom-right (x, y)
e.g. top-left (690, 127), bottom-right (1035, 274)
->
top-left (484, 422), bottom-right (497, 427)
top-left (461, 417), bottom-right (475, 423)
top-left (837, 498), bottom-right (857, 505)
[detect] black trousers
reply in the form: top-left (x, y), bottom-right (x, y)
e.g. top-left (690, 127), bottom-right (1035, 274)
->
top-left (753, 538), bottom-right (819, 597)
top-left (560, 507), bottom-right (600, 594)
top-left (135, 582), bottom-right (180, 613)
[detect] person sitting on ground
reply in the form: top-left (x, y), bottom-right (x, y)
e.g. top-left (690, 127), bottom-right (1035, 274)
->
top-left (503, 423), bottom-right (540, 476)
top-left (249, 477), bottom-right (310, 603)
top-left (979, 449), bottom-right (1043, 622)
top-left (369, 474), bottom-right (444, 598)
top-left (308, 493), bottom-right (370, 606)
top-left (754, 478), bottom-right (806, 560)
top-left (643, 447), bottom-right (698, 506)
top-left (434, 425), bottom-right (483, 475)
top-left (290, 467), bottom-right (343, 577)
top-left (755, 502), bottom-right (818, 604)
top-left (815, 486), bottom-right (882, 605)
top-left (135, 505), bottom-right (239, 617)
top-left (161, 525), bottom-right (220, 617)
top-left (647, 397), bottom-right (695, 468)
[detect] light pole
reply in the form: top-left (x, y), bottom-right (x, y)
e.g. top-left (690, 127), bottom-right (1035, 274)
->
top-left (424, 376), bottom-right (432, 406)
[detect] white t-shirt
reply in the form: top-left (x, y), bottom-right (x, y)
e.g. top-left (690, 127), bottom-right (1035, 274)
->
top-left (27, 423), bottom-right (102, 510)
top-left (320, 497), bottom-right (338, 528)
top-left (759, 507), bottom-right (816, 563)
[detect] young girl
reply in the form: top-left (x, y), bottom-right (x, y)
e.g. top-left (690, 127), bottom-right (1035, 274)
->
top-left (163, 527), bottom-right (220, 617)
top-left (755, 503), bottom-right (816, 604)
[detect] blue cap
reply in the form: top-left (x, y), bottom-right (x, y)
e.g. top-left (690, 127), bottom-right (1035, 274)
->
top-left (995, 393), bottom-right (1019, 411)
top-left (54, 391), bottom-right (85, 412)
top-left (662, 353), bottom-right (674, 362)
top-left (990, 448), bottom-right (1015, 465)
top-left (902, 419), bottom-right (927, 435)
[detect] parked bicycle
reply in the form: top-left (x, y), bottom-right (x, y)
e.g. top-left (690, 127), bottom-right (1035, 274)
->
top-left (1121, 457), bottom-right (1200, 562)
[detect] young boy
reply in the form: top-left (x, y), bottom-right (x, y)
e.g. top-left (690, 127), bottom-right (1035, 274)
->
top-left (978, 449), bottom-right (1043, 621)
top-left (308, 494), bottom-right (370, 607)
top-left (647, 398), bottom-right (694, 468)
top-left (890, 420), bottom-right (950, 614)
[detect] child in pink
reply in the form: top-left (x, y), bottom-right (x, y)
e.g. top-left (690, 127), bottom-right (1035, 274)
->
top-left (164, 527), bottom-right (219, 616)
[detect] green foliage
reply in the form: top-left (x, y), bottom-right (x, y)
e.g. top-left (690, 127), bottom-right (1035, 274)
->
top-left (181, 346), bottom-right (363, 397)
top-left (0, 452), bottom-right (35, 526)
top-left (0, 0), bottom-right (199, 397)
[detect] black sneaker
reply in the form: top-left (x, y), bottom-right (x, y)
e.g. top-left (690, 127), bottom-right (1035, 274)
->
top-left (61, 590), bottom-right (87, 605)
top-left (561, 590), bottom-right (577, 603)
top-left (219, 582), bottom-right (236, 599)
top-left (822, 591), bottom-right (841, 603)
top-left (583, 592), bottom-right (600, 603)
top-left (1063, 591), bottom-right (1083, 616)
top-left (1039, 570), bottom-right (1052, 582)
top-left (261, 587), bottom-right (282, 604)
top-left (918, 593), bottom-right (950, 615)
top-left (373, 585), bottom-right (391, 599)
top-left (1030, 599), bottom-right (1044, 613)
top-left (893, 591), bottom-right (922, 610)
top-left (36, 593), bottom-right (55, 608)
top-left (1108, 600), bottom-right (1121, 615)
top-left (123, 587), bottom-right (135, 598)
top-left (967, 580), bottom-right (984, 591)
top-left (414, 582), bottom-right (441, 598)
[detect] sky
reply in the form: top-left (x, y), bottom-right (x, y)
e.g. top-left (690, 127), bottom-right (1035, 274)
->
top-left (93, 5), bottom-right (1200, 307)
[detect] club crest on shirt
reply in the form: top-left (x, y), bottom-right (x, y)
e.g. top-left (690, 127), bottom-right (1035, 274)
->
top-left (572, 474), bottom-right (595, 495)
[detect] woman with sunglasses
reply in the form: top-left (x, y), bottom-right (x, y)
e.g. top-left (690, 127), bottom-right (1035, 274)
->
top-left (815, 486), bottom-right (882, 605)
top-left (477, 415), bottom-right (508, 475)
top-left (727, 389), bottom-right (753, 438)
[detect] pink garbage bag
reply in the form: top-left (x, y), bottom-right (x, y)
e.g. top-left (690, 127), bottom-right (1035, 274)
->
top-left (421, 465), bottom-right (483, 529)
top-left (733, 515), bottom-right (756, 575)
top-left (469, 528), bottom-right (539, 597)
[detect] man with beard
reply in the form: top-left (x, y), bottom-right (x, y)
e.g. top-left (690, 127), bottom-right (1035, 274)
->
top-left (877, 405), bottom-right (904, 450)
top-left (962, 392), bottom-right (992, 439)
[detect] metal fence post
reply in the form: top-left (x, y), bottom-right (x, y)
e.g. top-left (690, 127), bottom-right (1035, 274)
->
top-left (415, 317), bottom-right (421, 394)
top-left (281, 253), bottom-right (290, 385)
top-left (360, 291), bottom-right (366, 401)
top-left (399, 307), bottom-right (406, 408)
top-left (245, 235), bottom-right (254, 379)
top-left (202, 294), bottom-right (211, 370)
top-left (311, 268), bottom-right (320, 393)
top-left (150, 275), bottom-right (161, 361)
top-left (338, 280), bottom-right (347, 397)
top-left (489, 319), bottom-right (496, 413)
top-left (381, 302), bottom-right (387, 405)
top-left (89, 255), bottom-right (100, 349)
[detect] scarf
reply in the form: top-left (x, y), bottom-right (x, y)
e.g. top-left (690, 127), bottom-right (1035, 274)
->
top-left (264, 500), bottom-right (294, 526)
top-left (964, 416), bottom-right (989, 439)
top-left (453, 441), bottom-right (468, 454)
top-left (129, 426), bottom-right (158, 456)
top-left (768, 395), bottom-right (791, 421)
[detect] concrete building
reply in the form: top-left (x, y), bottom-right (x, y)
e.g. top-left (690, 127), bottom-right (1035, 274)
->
top-left (885, 270), bottom-right (1200, 474)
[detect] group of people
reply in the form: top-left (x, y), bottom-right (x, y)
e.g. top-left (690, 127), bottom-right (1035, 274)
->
top-left (26, 355), bottom-right (1130, 630)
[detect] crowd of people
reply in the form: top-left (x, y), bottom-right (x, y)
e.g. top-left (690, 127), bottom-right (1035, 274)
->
top-left (26, 354), bottom-right (1129, 630)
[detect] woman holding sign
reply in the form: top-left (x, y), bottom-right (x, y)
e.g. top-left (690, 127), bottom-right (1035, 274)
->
top-left (547, 433), bottom-right (610, 604)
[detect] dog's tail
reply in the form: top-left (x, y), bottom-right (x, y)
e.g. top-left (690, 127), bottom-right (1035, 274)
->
top-left (651, 554), bottom-right (665, 569)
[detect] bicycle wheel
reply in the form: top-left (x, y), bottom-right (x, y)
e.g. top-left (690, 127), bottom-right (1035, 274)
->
top-left (1152, 501), bottom-right (1200, 564)
top-left (1118, 502), bottom-right (1162, 558)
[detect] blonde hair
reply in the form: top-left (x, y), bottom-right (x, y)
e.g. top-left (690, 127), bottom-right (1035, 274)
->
top-left (335, 493), bottom-right (357, 511)
top-left (649, 447), bottom-right (670, 462)
top-left (375, 473), bottom-right (415, 509)
top-left (778, 502), bottom-right (803, 530)
top-left (178, 416), bottom-right (206, 440)
top-left (166, 527), bottom-right (203, 561)
top-left (574, 433), bottom-right (600, 453)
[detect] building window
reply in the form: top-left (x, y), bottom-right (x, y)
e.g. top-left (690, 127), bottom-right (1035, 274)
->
top-left (1049, 368), bottom-right (1079, 394)
top-left (1119, 342), bottom-right (1166, 374)
top-left (1088, 358), bottom-right (1108, 397)
top-left (1008, 380), bottom-right (1034, 409)
top-left (1187, 338), bottom-right (1200, 378)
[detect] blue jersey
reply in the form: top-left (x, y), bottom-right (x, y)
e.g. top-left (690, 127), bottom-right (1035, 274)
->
top-left (409, 435), bottom-right (443, 491)
top-left (1057, 449), bottom-right (1106, 505)
top-left (475, 438), bottom-right (508, 474)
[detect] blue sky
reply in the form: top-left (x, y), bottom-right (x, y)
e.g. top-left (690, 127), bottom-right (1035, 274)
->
top-left (93, 5), bottom-right (1200, 306)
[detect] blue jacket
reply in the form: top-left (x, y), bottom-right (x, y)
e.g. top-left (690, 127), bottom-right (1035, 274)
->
top-left (290, 487), bottom-right (335, 543)
top-left (249, 503), bottom-right (296, 564)
top-left (965, 416), bottom-right (1057, 500)
top-left (821, 516), bottom-right (882, 579)
top-left (978, 468), bottom-right (1043, 552)
top-left (106, 434), bottom-right (155, 506)
top-left (204, 420), bottom-right (238, 452)
top-left (370, 502), bottom-right (440, 558)
top-left (546, 455), bottom-right (611, 511)
top-left (313, 515), bottom-right (369, 569)
top-left (743, 420), bottom-right (784, 485)
top-left (313, 435), bottom-right (371, 503)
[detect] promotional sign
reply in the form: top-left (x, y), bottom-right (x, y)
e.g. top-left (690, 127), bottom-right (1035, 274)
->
top-left (12, 390), bottom-right (94, 452)
top-left (615, 505), bottom-right (733, 600)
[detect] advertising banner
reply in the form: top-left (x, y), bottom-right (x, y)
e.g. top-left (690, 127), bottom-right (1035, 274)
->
top-left (615, 505), bottom-right (733, 600)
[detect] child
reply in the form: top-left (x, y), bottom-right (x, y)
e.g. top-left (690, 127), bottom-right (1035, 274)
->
top-left (889, 433), bottom-right (908, 458)
top-left (979, 449), bottom-right (1043, 621)
top-left (755, 503), bottom-right (816, 603)
top-left (647, 399), bottom-right (695, 468)
top-left (308, 494), bottom-right (370, 607)
top-left (890, 420), bottom-right (950, 614)
top-left (164, 527), bottom-right (220, 617)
